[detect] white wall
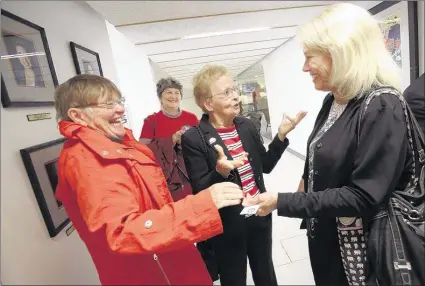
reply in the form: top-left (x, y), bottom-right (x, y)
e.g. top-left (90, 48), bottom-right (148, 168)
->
top-left (418, 0), bottom-right (424, 75)
top-left (106, 22), bottom-right (159, 139)
top-left (0, 1), bottom-right (120, 284)
top-left (262, 37), bottom-right (326, 156)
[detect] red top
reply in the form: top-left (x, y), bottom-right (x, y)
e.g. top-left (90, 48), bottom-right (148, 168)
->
top-left (216, 125), bottom-right (260, 197)
top-left (56, 120), bottom-right (222, 285)
top-left (140, 110), bottom-right (199, 139)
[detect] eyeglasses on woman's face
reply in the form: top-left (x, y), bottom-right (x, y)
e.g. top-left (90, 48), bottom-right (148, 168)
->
top-left (212, 86), bottom-right (240, 100)
top-left (75, 97), bottom-right (126, 109)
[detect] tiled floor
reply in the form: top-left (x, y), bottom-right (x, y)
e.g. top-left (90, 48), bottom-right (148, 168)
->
top-left (215, 137), bottom-right (316, 285)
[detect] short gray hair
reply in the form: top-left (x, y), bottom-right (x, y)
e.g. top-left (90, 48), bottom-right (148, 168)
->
top-left (156, 77), bottom-right (183, 98)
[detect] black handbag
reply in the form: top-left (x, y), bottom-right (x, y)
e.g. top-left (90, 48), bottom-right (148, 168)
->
top-left (358, 87), bottom-right (425, 286)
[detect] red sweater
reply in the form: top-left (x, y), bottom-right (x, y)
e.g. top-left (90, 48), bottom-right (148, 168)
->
top-left (140, 110), bottom-right (199, 139)
top-left (216, 125), bottom-right (260, 197)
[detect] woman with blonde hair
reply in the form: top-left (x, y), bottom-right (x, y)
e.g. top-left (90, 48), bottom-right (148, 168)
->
top-left (243, 3), bottom-right (424, 286)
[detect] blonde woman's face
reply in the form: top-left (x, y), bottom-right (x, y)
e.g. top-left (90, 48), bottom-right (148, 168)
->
top-left (302, 48), bottom-right (332, 92)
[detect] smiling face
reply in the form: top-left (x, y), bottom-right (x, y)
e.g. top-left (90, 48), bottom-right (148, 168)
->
top-left (160, 88), bottom-right (181, 111)
top-left (205, 75), bottom-right (240, 119)
top-left (68, 94), bottom-right (126, 139)
top-left (302, 48), bottom-right (333, 92)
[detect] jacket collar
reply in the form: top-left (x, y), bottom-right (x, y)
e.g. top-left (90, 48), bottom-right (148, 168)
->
top-left (59, 120), bottom-right (157, 162)
top-left (198, 113), bottom-right (245, 160)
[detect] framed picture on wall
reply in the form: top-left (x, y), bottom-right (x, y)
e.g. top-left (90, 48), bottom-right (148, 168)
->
top-left (369, 1), bottom-right (419, 90)
top-left (20, 138), bottom-right (70, 238)
top-left (0, 9), bottom-right (59, 107)
top-left (70, 41), bottom-right (103, 76)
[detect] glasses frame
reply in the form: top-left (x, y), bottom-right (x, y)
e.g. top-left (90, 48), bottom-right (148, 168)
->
top-left (74, 97), bottom-right (126, 109)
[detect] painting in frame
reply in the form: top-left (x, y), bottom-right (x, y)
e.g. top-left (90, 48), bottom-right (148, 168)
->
top-left (20, 138), bottom-right (70, 238)
top-left (70, 41), bottom-right (103, 76)
top-left (1, 9), bottom-right (58, 107)
top-left (369, 1), bottom-right (419, 90)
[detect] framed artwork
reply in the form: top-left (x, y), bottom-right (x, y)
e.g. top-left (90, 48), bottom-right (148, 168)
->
top-left (70, 41), bottom-right (103, 76)
top-left (369, 1), bottom-right (419, 90)
top-left (20, 138), bottom-right (70, 238)
top-left (1, 9), bottom-right (58, 107)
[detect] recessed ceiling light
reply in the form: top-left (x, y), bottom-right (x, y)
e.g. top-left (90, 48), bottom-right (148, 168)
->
top-left (181, 27), bottom-right (271, 40)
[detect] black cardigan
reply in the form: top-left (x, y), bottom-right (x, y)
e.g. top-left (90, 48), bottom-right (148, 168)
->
top-left (181, 113), bottom-right (289, 195)
top-left (277, 91), bottom-right (411, 219)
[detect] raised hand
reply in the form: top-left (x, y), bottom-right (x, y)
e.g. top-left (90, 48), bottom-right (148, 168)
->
top-left (278, 111), bottom-right (308, 141)
top-left (208, 182), bottom-right (244, 209)
top-left (215, 145), bottom-right (248, 177)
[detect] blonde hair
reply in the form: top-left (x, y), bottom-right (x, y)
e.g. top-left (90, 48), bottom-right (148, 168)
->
top-left (192, 64), bottom-right (228, 112)
top-left (297, 3), bottom-right (400, 99)
top-left (54, 74), bottom-right (121, 121)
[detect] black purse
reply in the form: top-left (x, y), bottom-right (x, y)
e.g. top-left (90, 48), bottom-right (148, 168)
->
top-left (358, 87), bottom-right (425, 286)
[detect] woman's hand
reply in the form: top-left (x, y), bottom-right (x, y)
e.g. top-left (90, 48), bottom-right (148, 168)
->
top-left (215, 145), bottom-right (248, 177)
top-left (242, 192), bottom-right (278, 216)
top-left (278, 111), bottom-right (308, 141)
top-left (172, 130), bottom-right (183, 145)
top-left (209, 182), bottom-right (244, 209)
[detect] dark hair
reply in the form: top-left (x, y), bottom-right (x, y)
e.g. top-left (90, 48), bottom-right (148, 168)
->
top-left (156, 77), bottom-right (183, 98)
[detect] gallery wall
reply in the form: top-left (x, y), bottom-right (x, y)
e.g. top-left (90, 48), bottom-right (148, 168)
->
top-left (0, 1), bottom-right (120, 284)
top-left (106, 21), bottom-right (159, 139)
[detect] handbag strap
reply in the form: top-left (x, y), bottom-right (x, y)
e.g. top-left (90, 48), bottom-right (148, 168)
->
top-left (195, 126), bottom-right (208, 159)
top-left (388, 202), bottom-right (413, 285)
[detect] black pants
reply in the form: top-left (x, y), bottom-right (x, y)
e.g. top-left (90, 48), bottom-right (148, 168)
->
top-left (213, 213), bottom-right (277, 286)
top-left (307, 218), bottom-right (349, 286)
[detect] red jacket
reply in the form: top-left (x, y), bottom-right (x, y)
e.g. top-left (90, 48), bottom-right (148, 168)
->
top-left (56, 121), bottom-right (223, 285)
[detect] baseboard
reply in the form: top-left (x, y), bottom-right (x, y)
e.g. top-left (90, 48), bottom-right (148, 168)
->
top-left (286, 147), bottom-right (306, 161)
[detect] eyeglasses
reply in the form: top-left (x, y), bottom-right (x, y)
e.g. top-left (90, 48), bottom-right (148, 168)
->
top-left (75, 97), bottom-right (126, 109)
top-left (212, 86), bottom-right (240, 99)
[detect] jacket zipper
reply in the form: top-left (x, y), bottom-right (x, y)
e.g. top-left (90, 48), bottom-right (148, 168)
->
top-left (153, 254), bottom-right (171, 285)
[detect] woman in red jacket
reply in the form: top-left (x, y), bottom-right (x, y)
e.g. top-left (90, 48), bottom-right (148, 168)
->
top-left (54, 74), bottom-right (243, 285)
top-left (139, 77), bottom-right (199, 201)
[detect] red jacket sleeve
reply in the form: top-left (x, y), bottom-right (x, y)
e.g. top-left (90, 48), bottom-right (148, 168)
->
top-left (65, 153), bottom-right (223, 254)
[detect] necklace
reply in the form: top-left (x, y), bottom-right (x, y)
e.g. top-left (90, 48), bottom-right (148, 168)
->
top-left (330, 100), bottom-right (348, 119)
top-left (161, 107), bottom-right (182, 118)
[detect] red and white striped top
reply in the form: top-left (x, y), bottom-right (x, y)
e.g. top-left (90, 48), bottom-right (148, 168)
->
top-left (216, 125), bottom-right (260, 197)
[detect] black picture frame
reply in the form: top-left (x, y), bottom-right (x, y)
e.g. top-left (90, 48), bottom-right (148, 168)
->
top-left (70, 41), bottom-right (103, 76)
top-left (1, 9), bottom-right (58, 108)
top-left (368, 1), bottom-right (419, 87)
top-left (20, 138), bottom-right (70, 238)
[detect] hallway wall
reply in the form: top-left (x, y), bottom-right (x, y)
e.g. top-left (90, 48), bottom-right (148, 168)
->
top-left (262, 37), bottom-right (326, 156)
top-left (106, 22), bottom-right (159, 139)
top-left (0, 1), bottom-right (119, 284)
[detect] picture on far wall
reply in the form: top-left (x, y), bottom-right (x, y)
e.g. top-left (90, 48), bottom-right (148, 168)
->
top-left (0, 9), bottom-right (58, 107)
top-left (20, 138), bottom-right (70, 238)
top-left (70, 41), bottom-right (103, 76)
top-left (369, 1), bottom-right (419, 90)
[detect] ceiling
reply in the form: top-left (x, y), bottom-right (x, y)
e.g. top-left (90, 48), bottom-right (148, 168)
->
top-left (87, 1), bottom-right (380, 89)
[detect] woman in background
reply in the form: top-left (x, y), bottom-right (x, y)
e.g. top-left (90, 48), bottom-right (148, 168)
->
top-left (140, 77), bottom-right (198, 201)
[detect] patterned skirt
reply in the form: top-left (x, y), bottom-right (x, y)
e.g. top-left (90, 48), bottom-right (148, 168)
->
top-left (337, 217), bottom-right (367, 286)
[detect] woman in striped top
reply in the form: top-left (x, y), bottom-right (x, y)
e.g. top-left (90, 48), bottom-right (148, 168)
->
top-left (181, 64), bottom-right (306, 286)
